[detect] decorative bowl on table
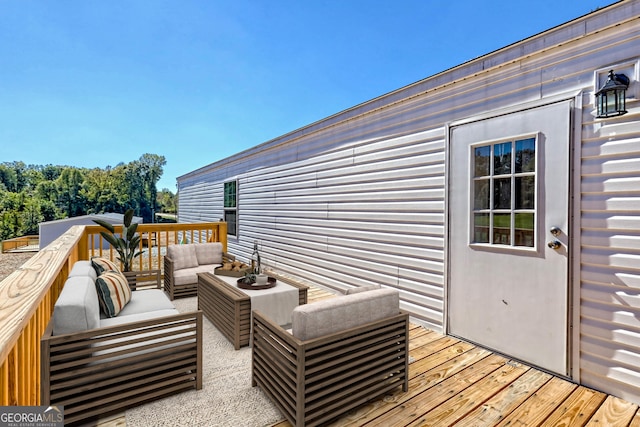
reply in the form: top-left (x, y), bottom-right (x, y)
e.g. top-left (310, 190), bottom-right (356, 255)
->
top-left (237, 276), bottom-right (277, 290)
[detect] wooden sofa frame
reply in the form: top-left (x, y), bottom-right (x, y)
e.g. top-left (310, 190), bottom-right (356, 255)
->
top-left (164, 249), bottom-right (235, 300)
top-left (41, 270), bottom-right (203, 425)
top-left (251, 309), bottom-right (409, 427)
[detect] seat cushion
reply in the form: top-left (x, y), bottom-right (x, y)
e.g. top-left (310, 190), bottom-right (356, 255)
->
top-left (194, 243), bottom-right (223, 265)
top-left (95, 271), bottom-right (132, 317)
top-left (118, 289), bottom-right (176, 317)
top-left (292, 288), bottom-right (400, 341)
top-left (52, 276), bottom-right (100, 335)
top-left (99, 309), bottom-right (181, 328)
top-left (167, 244), bottom-right (199, 270)
top-left (172, 265), bottom-right (220, 286)
top-left (91, 256), bottom-right (122, 275)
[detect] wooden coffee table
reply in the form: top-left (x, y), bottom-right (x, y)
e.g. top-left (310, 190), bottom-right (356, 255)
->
top-left (197, 272), bottom-right (308, 349)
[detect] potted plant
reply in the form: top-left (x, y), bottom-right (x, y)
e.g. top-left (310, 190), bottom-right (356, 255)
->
top-left (93, 209), bottom-right (143, 272)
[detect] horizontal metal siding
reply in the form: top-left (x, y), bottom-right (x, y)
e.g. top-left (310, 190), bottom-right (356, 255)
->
top-left (238, 128), bottom-right (446, 330)
top-left (579, 102), bottom-right (640, 403)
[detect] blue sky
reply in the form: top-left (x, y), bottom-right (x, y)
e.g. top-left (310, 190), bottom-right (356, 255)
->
top-left (0, 1), bottom-right (618, 191)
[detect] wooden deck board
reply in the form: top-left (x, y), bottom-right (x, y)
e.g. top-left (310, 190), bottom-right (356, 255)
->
top-left (542, 386), bottom-right (607, 427)
top-left (100, 284), bottom-right (640, 427)
top-left (454, 369), bottom-right (553, 427)
top-left (407, 362), bottom-right (532, 426)
top-left (585, 395), bottom-right (639, 427)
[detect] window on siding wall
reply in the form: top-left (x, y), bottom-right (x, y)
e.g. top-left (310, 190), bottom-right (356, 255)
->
top-left (224, 180), bottom-right (238, 237)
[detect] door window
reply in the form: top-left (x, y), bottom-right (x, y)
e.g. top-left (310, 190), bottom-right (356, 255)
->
top-left (471, 136), bottom-right (537, 247)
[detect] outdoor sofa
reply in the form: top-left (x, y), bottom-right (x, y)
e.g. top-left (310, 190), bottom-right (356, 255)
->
top-left (251, 286), bottom-right (409, 427)
top-left (41, 259), bottom-right (202, 425)
top-left (163, 242), bottom-right (235, 300)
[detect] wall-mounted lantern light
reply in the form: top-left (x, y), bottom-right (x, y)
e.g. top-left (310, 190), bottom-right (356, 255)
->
top-left (596, 70), bottom-right (630, 118)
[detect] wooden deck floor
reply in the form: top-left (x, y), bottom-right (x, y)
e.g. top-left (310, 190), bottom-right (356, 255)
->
top-left (273, 287), bottom-right (640, 427)
top-left (102, 285), bottom-right (640, 427)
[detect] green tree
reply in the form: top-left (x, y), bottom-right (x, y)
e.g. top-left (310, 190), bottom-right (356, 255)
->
top-left (157, 188), bottom-right (176, 214)
top-left (138, 153), bottom-right (166, 222)
top-left (0, 210), bottom-right (20, 240)
top-left (0, 154), bottom-right (167, 239)
top-left (56, 168), bottom-right (85, 217)
top-left (20, 199), bottom-right (43, 235)
top-left (0, 164), bottom-right (18, 192)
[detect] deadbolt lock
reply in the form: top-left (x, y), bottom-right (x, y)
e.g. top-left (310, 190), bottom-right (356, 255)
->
top-left (550, 226), bottom-right (561, 236)
top-left (547, 240), bottom-right (562, 250)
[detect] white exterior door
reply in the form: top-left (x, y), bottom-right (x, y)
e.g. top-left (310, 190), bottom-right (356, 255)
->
top-left (448, 100), bottom-right (572, 376)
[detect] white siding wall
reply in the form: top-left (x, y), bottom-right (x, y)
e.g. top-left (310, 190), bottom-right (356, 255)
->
top-left (579, 68), bottom-right (640, 401)
top-left (180, 129), bottom-right (447, 330)
top-left (243, 129), bottom-right (446, 329)
top-left (178, 2), bottom-right (640, 402)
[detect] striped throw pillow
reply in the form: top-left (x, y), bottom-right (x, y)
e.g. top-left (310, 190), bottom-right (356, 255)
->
top-left (95, 271), bottom-right (132, 317)
top-left (91, 256), bottom-right (121, 275)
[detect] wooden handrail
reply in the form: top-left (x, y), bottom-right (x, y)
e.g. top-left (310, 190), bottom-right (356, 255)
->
top-left (0, 221), bottom-right (226, 406)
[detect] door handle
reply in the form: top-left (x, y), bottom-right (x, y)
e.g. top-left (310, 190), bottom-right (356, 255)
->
top-left (547, 240), bottom-right (561, 249)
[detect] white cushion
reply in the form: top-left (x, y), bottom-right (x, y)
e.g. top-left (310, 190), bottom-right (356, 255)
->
top-left (194, 243), bottom-right (223, 265)
top-left (345, 284), bottom-right (382, 295)
top-left (52, 276), bottom-right (100, 335)
top-left (68, 260), bottom-right (98, 282)
top-left (172, 265), bottom-right (221, 286)
top-left (167, 244), bottom-right (199, 270)
top-left (99, 309), bottom-right (180, 328)
top-left (292, 288), bottom-right (399, 341)
top-left (118, 289), bottom-right (176, 317)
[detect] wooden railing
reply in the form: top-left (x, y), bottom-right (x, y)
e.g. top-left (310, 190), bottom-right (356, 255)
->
top-left (84, 222), bottom-right (228, 273)
top-left (1, 235), bottom-right (39, 253)
top-left (0, 222), bottom-right (226, 406)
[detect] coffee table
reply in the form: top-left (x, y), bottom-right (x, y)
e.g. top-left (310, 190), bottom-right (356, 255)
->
top-left (197, 272), bottom-right (308, 349)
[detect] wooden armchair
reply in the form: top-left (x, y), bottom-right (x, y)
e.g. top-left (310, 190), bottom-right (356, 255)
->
top-left (164, 242), bottom-right (235, 300)
top-left (251, 288), bottom-right (409, 427)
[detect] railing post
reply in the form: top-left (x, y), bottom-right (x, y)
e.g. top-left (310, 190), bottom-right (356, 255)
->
top-left (219, 222), bottom-right (228, 252)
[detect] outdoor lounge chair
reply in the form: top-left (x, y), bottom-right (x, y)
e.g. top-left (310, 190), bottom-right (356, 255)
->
top-left (41, 261), bottom-right (202, 425)
top-left (251, 287), bottom-right (409, 427)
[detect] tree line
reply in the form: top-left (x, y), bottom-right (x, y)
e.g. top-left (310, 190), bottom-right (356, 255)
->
top-left (0, 154), bottom-right (176, 240)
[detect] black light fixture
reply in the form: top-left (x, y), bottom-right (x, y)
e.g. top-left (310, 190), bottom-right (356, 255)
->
top-left (595, 70), bottom-right (630, 118)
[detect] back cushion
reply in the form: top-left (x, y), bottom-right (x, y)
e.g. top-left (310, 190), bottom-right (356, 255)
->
top-left (292, 288), bottom-right (400, 341)
top-left (95, 271), bottom-right (132, 318)
top-left (69, 260), bottom-right (98, 282)
top-left (194, 242), bottom-right (223, 265)
top-left (345, 284), bottom-right (381, 295)
top-left (53, 276), bottom-right (100, 335)
top-left (167, 244), bottom-right (199, 270)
